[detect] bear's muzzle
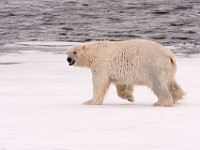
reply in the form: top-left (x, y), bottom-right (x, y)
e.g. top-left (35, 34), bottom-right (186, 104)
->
top-left (67, 57), bottom-right (75, 66)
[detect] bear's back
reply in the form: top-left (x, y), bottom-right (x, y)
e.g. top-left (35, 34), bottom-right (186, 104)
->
top-left (102, 39), bottom-right (175, 85)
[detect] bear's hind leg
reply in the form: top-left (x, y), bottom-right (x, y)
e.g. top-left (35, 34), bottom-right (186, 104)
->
top-left (116, 84), bottom-right (134, 102)
top-left (168, 80), bottom-right (185, 103)
top-left (151, 81), bottom-right (173, 107)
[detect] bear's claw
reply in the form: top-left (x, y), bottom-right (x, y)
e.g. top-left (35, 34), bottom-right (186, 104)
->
top-left (127, 96), bottom-right (134, 102)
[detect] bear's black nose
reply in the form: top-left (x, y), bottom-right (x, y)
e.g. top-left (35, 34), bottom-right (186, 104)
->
top-left (67, 57), bottom-right (72, 63)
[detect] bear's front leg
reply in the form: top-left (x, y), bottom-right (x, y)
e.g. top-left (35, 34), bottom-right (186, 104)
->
top-left (84, 73), bottom-right (111, 105)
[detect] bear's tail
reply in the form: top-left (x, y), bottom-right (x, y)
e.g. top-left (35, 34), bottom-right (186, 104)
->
top-left (163, 47), bottom-right (177, 74)
top-left (168, 50), bottom-right (177, 72)
top-left (168, 80), bottom-right (186, 103)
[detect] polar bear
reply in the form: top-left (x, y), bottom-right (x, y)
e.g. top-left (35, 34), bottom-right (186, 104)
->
top-left (67, 39), bottom-right (185, 107)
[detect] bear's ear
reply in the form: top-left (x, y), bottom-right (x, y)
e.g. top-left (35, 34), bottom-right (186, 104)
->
top-left (82, 45), bottom-right (86, 51)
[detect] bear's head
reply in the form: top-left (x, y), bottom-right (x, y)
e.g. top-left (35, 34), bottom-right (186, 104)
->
top-left (67, 44), bottom-right (90, 68)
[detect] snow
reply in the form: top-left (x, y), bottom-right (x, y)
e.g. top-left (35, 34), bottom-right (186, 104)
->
top-left (0, 50), bottom-right (200, 150)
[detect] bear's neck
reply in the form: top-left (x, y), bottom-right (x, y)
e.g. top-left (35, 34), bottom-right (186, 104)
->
top-left (81, 41), bottom-right (105, 69)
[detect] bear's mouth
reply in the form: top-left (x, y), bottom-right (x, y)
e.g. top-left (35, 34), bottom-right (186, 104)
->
top-left (69, 60), bottom-right (75, 66)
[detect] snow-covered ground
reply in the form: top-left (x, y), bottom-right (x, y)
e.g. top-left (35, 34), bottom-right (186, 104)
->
top-left (0, 48), bottom-right (200, 150)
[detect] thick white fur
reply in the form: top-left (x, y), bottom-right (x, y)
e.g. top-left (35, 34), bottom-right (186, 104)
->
top-left (67, 39), bottom-right (185, 107)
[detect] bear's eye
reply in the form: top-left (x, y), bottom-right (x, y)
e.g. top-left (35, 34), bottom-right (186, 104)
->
top-left (73, 51), bottom-right (77, 55)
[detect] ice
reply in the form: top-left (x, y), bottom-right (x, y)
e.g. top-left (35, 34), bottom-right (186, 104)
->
top-left (5, 41), bottom-right (78, 48)
top-left (0, 50), bottom-right (200, 150)
top-left (14, 41), bottom-right (78, 47)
